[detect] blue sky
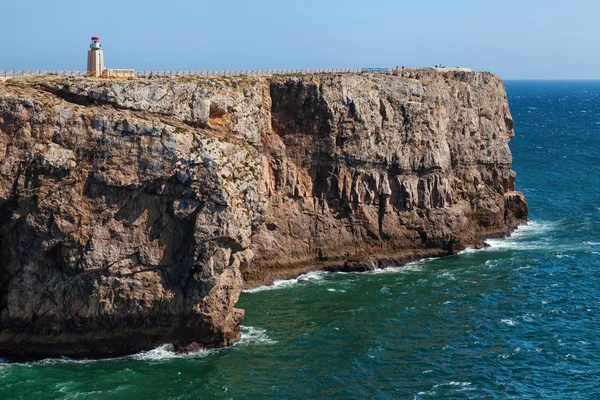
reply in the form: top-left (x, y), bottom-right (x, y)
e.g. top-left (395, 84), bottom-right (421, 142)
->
top-left (1, 0), bottom-right (598, 79)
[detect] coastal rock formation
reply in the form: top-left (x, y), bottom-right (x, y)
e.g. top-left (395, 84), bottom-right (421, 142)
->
top-left (248, 72), bottom-right (528, 284)
top-left (0, 71), bottom-right (527, 360)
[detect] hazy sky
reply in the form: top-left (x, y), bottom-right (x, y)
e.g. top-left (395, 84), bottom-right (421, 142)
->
top-left (1, 0), bottom-right (598, 79)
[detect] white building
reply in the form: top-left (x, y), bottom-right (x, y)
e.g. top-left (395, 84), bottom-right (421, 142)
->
top-left (86, 36), bottom-right (135, 78)
top-left (432, 68), bottom-right (472, 73)
top-left (87, 36), bottom-right (104, 77)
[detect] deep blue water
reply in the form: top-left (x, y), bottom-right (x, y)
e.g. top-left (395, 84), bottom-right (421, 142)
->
top-left (1, 81), bottom-right (600, 399)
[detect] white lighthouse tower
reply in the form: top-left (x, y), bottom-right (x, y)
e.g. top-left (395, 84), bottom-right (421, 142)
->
top-left (87, 36), bottom-right (105, 77)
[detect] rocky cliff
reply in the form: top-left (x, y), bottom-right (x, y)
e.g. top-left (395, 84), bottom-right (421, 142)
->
top-left (0, 71), bottom-right (527, 360)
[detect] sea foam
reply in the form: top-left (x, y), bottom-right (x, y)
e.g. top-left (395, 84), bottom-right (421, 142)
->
top-left (244, 271), bottom-right (327, 293)
top-left (130, 344), bottom-right (214, 361)
top-left (235, 325), bottom-right (277, 346)
top-left (484, 221), bottom-right (555, 251)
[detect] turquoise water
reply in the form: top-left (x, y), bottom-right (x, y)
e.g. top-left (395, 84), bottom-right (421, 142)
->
top-left (2, 81), bottom-right (600, 399)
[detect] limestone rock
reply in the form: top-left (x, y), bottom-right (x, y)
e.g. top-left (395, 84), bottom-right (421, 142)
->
top-left (0, 71), bottom-right (527, 360)
top-left (246, 71), bottom-right (527, 285)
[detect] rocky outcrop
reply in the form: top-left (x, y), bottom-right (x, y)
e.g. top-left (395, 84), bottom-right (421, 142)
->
top-left (247, 71), bottom-right (527, 284)
top-left (0, 71), bottom-right (527, 360)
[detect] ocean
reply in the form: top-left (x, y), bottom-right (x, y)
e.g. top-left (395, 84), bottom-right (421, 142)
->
top-left (1, 80), bottom-right (600, 399)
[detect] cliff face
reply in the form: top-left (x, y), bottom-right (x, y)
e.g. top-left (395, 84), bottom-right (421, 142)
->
top-left (0, 71), bottom-right (527, 359)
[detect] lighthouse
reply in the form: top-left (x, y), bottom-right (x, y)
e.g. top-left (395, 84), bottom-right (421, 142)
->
top-left (87, 36), bottom-right (105, 77)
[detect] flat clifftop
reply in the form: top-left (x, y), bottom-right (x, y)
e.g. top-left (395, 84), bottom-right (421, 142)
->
top-left (0, 71), bottom-right (527, 360)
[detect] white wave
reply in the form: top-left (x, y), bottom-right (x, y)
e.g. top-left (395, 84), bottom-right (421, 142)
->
top-left (418, 381), bottom-right (474, 396)
top-left (500, 318), bottom-right (517, 326)
top-left (584, 241), bottom-right (600, 246)
top-left (244, 271), bottom-right (327, 293)
top-left (515, 264), bottom-right (534, 271)
top-left (244, 221), bottom-right (553, 295)
top-left (25, 356), bottom-right (97, 366)
top-left (235, 325), bottom-right (276, 346)
top-left (507, 220), bottom-right (554, 237)
top-left (123, 325), bottom-right (277, 360)
top-left (132, 326), bottom-right (277, 358)
top-left (131, 344), bottom-right (214, 361)
top-left (244, 258), bottom-right (433, 294)
top-left (326, 288), bottom-right (346, 293)
top-left (555, 253), bottom-right (572, 258)
top-left (368, 258), bottom-right (432, 275)
top-left (457, 247), bottom-right (480, 254)
top-left (484, 221), bottom-right (555, 251)
top-left (437, 271), bottom-right (456, 280)
top-left (454, 221), bottom-right (556, 255)
top-left (447, 382), bottom-right (473, 387)
top-left (484, 238), bottom-right (517, 249)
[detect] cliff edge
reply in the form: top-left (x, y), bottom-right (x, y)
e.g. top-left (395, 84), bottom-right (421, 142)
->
top-left (0, 71), bottom-right (527, 360)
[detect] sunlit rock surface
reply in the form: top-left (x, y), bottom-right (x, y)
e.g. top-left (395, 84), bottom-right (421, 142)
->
top-left (0, 71), bottom-right (527, 359)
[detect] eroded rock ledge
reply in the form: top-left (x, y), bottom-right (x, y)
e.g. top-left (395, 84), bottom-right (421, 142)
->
top-left (0, 71), bottom-right (527, 360)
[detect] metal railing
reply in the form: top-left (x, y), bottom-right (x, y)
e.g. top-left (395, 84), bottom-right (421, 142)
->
top-left (1, 70), bottom-right (87, 78)
top-left (136, 68), bottom-right (367, 77)
top-left (1, 67), bottom-right (395, 79)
